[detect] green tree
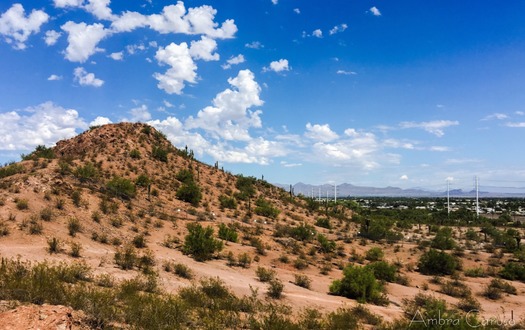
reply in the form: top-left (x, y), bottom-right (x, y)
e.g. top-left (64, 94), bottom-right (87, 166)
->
top-left (418, 249), bottom-right (460, 275)
top-left (106, 176), bottom-right (136, 199)
top-left (329, 264), bottom-right (384, 304)
top-left (176, 181), bottom-right (202, 206)
top-left (431, 227), bottom-right (456, 250)
top-left (183, 223), bottom-right (223, 261)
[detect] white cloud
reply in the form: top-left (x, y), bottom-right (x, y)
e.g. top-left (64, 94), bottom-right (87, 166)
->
top-left (281, 161), bottom-right (302, 168)
top-left (263, 59), bottom-right (290, 73)
top-left (506, 122), bottom-right (525, 128)
top-left (163, 100), bottom-right (174, 108)
top-left (336, 70), bottom-right (356, 75)
top-left (399, 120), bottom-right (459, 137)
top-left (482, 113), bottom-right (508, 121)
top-left (0, 102), bottom-right (87, 150)
top-left (109, 51), bottom-right (123, 60)
top-left (515, 111), bottom-right (524, 116)
top-left (0, 4), bottom-right (49, 50)
top-left (312, 29), bottom-right (323, 38)
top-left (186, 69), bottom-right (263, 141)
top-left (53, 0), bottom-right (84, 8)
top-left (84, 0), bottom-right (115, 20)
top-left (73, 67), bottom-right (104, 87)
top-left (245, 41), bottom-right (263, 49)
top-left (48, 74), bottom-right (63, 81)
top-left (271, 0), bottom-right (278, 4)
top-left (89, 116), bottom-right (112, 126)
top-left (188, 36), bottom-right (219, 61)
top-left (129, 104), bottom-right (151, 122)
top-left (370, 6), bottom-right (381, 16)
top-left (400, 175), bottom-right (408, 180)
top-left (44, 30), bottom-right (61, 46)
top-left (112, 3), bottom-right (237, 39)
top-left (222, 54), bottom-right (245, 69)
top-left (126, 43), bottom-right (145, 54)
top-left (305, 123), bottom-right (339, 142)
top-left (153, 42), bottom-right (197, 95)
top-left (61, 21), bottom-right (108, 62)
top-left (293, 8), bottom-right (301, 14)
top-left (329, 23), bottom-right (348, 35)
top-left (430, 146), bottom-right (450, 152)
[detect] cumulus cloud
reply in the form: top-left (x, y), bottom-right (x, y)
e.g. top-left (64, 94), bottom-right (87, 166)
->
top-left (128, 104), bottom-right (151, 122)
top-left (73, 67), bottom-right (104, 87)
top-left (84, 0), bottom-right (115, 20)
top-left (0, 4), bottom-right (49, 50)
top-left (186, 69), bottom-right (263, 141)
top-left (53, 0), bottom-right (84, 8)
top-left (370, 6), bottom-right (381, 16)
top-left (61, 21), bottom-right (108, 62)
top-left (89, 116), bottom-right (112, 126)
top-left (399, 120), bottom-right (459, 137)
top-left (153, 42), bottom-right (197, 94)
top-left (111, 3), bottom-right (237, 39)
top-left (222, 54), bottom-right (245, 69)
top-left (188, 36), bottom-right (219, 61)
top-left (329, 23), bottom-right (347, 35)
top-left (245, 41), bottom-right (263, 49)
top-left (0, 102), bottom-right (87, 150)
top-left (305, 123), bottom-right (339, 142)
top-left (293, 8), bottom-right (301, 14)
top-left (48, 74), bottom-right (63, 81)
top-left (312, 29), bottom-right (323, 38)
top-left (506, 122), bottom-right (525, 128)
top-left (271, 0), bottom-right (278, 4)
top-left (109, 51), bottom-right (123, 60)
top-left (263, 59), bottom-right (290, 73)
top-left (44, 30), bottom-right (61, 46)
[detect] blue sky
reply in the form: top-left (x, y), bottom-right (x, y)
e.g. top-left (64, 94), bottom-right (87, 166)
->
top-left (1, 0), bottom-right (525, 191)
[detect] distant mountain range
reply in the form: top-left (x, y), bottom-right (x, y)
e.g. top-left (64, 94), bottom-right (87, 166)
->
top-left (275, 182), bottom-right (525, 198)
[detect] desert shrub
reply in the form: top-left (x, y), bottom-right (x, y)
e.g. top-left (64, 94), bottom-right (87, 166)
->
top-left (0, 163), bottom-right (24, 179)
top-left (324, 307), bottom-right (359, 330)
top-left (55, 198), bottom-right (65, 210)
top-left (175, 168), bottom-right (194, 184)
top-left (365, 247), bottom-right (384, 261)
top-left (431, 227), bottom-right (456, 250)
top-left (40, 207), bottom-right (53, 221)
top-left (135, 174), bottom-right (150, 187)
top-left (500, 262), bottom-right (525, 281)
top-left (47, 237), bottom-right (62, 254)
top-left (418, 249), bottom-right (460, 275)
top-left (183, 223), bottom-right (223, 261)
top-left (317, 233), bottom-right (336, 253)
top-left (219, 195), bottom-right (237, 210)
top-left (267, 278), bottom-right (284, 299)
top-left (176, 181), bottom-right (202, 206)
top-left (254, 198), bottom-right (280, 219)
top-left (115, 244), bottom-right (138, 270)
top-left (289, 223), bottom-right (316, 242)
top-left (28, 218), bottom-right (43, 235)
top-left (218, 223), bottom-right (238, 242)
top-left (293, 258), bottom-right (308, 270)
top-left (68, 217), bottom-right (82, 237)
top-left (464, 267), bottom-right (487, 278)
top-left (132, 234), bottom-right (147, 248)
top-left (16, 198), bottom-right (29, 210)
top-left (106, 176), bottom-right (136, 199)
top-left (315, 217), bottom-right (331, 229)
top-left (329, 264), bottom-right (385, 304)
top-left (440, 279), bottom-right (471, 298)
top-left (129, 149), bottom-right (141, 159)
top-left (255, 266), bottom-right (276, 282)
top-left (22, 145), bottom-right (55, 160)
top-left (237, 252), bottom-right (252, 268)
top-left (151, 145), bottom-right (168, 162)
top-left (173, 263), bottom-right (193, 279)
top-left (234, 175), bottom-right (256, 200)
top-left (250, 237), bottom-right (266, 255)
top-left (456, 296), bottom-right (481, 313)
top-left (74, 162), bottom-right (97, 182)
top-left (70, 242), bottom-right (82, 258)
top-left (484, 278), bottom-right (517, 300)
top-left (293, 274), bottom-right (311, 289)
top-left (366, 261), bottom-right (397, 283)
top-left (0, 222), bottom-right (9, 237)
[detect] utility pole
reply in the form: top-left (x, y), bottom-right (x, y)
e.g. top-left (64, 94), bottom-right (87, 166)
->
top-left (447, 179), bottom-right (450, 217)
top-left (334, 184), bottom-right (337, 203)
top-left (475, 176), bottom-right (480, 218)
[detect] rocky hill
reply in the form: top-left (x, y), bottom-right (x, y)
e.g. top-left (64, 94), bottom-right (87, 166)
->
top-left (0, 122), bottom-right (524, 329)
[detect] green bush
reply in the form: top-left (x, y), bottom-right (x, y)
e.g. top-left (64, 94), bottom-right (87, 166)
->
top-left (183, 223), bottom-right (223, 261)
top-left (255, 266), bottom-right (276, 282)
top-left (175, 168), bottom-right (194, 184)
top-left (235, 175), bottom-right (256, 200)
top-left (418, 249), bottom-right (460, 275)
top-left (74, 162), bottom-right (97, 182)
top-left (315, 217), bottom-right (331, 229)
top-left (254, 198), bottom-right (280, 219)
top-left (16, 198), bottom-right (29, 210)
top-left (173, 263), bottom-right (193, 279)
top-left (218, 223), bottom-right (238, 242)
top-left (151, 145), bottom-right (168, 162)
top-left (129, 149), bottom-right (141, 159)
top-left (176, 181), bottom-right (202, 206)
top-left (135, 174), bottom-right (150, 187)
top-left (431, 227), bottom-right (456, 250)
top-left (365, 247), bottom-right (384, 261)
top-left (329, 264), bottom-right (385, 304)
top-left (219, 195), bottom-right (237, 209)
top-left (106, 176), bottom-right (136, 199)
top-left (294, 274), bottom-right (311, 289)
top-left (115, 244), bottom-right (138, 270)
top-left (67, 217), bottom-right (82, 237)
top-left (22, 145), bottom-right (55, 160)
top-left (317, 233), bottom-right (336, 253)
top-left (47, 237), bottom-right (62, 254)
top-left (500, 262), bottom-right (525, 281)
top-left (0, 163), bottom-right (24, 179)
top-left (267, 278), bottom-right (284, 299)
top-left (366, 261), bottom-right (397, 283)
